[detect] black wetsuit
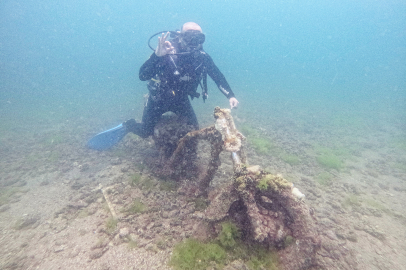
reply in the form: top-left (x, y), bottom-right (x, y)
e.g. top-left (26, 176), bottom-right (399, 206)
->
top-left (128, 41), bottom-right (235, 138)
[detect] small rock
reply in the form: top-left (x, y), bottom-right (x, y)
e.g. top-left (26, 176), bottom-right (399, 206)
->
top-left (346, 233), bottom-right (358, 242)
top-left (54, 245), bottom-right (65, 253)
top-left (14, 215), bottom-right (40, 230)
top-left (40, 180), bottom-right (50, 186)
top-left (192, 212), bottom-right (204, 219)
top-left (89, 247), bottom-right (108, 260)
top-left (0, 205), bottom-right (10, 213)
top-left (137, 239), bottom-right (151, 248)
top-left (2, 178), bottom-right (20, 187)
top-left (111, 158), bottom-right (122, 165)
top-left (324, 230), bottom-right (338, 241)
top-left (261, 196), bottom-right (272, 203)
top-left (168, 209), bottom-right (179, 218)
top-left (364, 227), bottom-right (386, 241)
top-left (119, 228), bottom-right (129, 238)
top-left (393, 186), bottom-right (405, 192)
top-left (170, 220), bottom-right (182, 226)
top-left (224, 260), bottom-right (250, 270)
top-left (145, 243), bottom-right (157, 252)
top-left (71, 182), bottom-right (84, 190)
top-left (69, 249), bottom-right (80, 258)
top-left (14, 180), bottom-right (27, 187)
top-left (146, 222), bottom-right (155, 230)
top-left (68, 201), bottom-right (88, 209)
top-left (79, 164), bottom-right (90, 172)
top-left (247, 165), bottom-right (261, 174)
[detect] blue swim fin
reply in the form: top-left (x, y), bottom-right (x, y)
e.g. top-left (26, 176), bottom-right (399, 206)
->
top-left (87, 123), bottom-right (129, 150)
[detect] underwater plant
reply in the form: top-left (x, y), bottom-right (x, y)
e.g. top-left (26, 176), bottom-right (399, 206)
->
top-left (0, 187), bottom-right (29, 207)
top-left (254, 174), bottom-right (291, 192)
top-left (246, 245), bottom-right (279, 270)
top-left (257, 177), bottom-right (269, 191)
top-left (159, 180), bottom-right (178, 192)
top-left (316, 152), bottom-right (343, 170)
top-left (283, 235), bottom-right (295, 248)
top-left (341, 194), bottom-right (361, 209)
top-left (250, 137), bottom-right (275, 155)
top-left (193, 197), bottom-right (209, 211)
top-left (129, 173), bottom-right (142, 187)
top-left (128, 239), bottom-right (138, 249)
top-left (141, 177), bottom-right (156, 190)
top-left (316, 172), bottom-right (333, 186)
top-left (280, 152), bottom-right (300, 165)
top-left (124, 199), bottom-right (146, 214)
top-left (48, 151), bottom-right (60, 163)
top-left (392, 161), bottom-right (406, 172)
top-left (218, 221), bottom-right (241, 248)
top-left (111, 149), bottom-right (127, 158)
top-left (169, 222), bottom-right (279, 270)
top-left (169, 238), bottom-right (226, 270)
top-left (239, 124), bottom-right (260, 138)
top-left (43, 134), bottom-right (65, 146)
top-left (105, 216), bottom-right (118, 234)
top-left (314, 145), bottom-right (355, 171)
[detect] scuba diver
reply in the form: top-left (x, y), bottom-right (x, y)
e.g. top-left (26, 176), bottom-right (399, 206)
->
top-left (87, 22), bottom-right (239, 150)
top-left (123, 22), bottom-right (239, 138)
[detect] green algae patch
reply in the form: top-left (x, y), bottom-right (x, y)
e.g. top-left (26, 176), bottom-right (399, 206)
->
top-left (42, 133), bottom-right (66, 146)
top-left (363, 198), bottom-right (387, 211)
top-left (129, 173), bottom-right (142, 186)
top-left (218, 222), bottom-right (241, 248)
top-left (280, 152), bottom-right (300, 165)
top-left (0, 187), bottom-right (29, 207)
top-left (246, 245), bottom-right (279, 270)
top-left (159, 180), bottom-right (178, 192)
top-left (250, 137), bottom-right (275, 155)
top-left (256, 174), bottom-right (291, 192)
top-left (123, 198), bottom-right (146, 214)
top-left (170, 220), bottom-right (280, 270)
top-left (239, 124), bottom-right (275, 156)
top-left (257, 177), bottom-right (269, 191)
top-left (316, 152), bottom-right (343, 170)
top-left (193, 197), bottom-right (209, 211)
top-left (283, 235), bottom-right (295, 248)
top-left (342, 194), bottom-right (361, 209)
top-left (391, 161), bottom-right (406, 172)
top-left (128, 239), bottom-right (138, 249)
top-left (316, 172), bottom-right (333, 186)
top-left (129, 173), bottom-right (157, 190)
top-left (169, 238), bottom-right (226, 270)
top-left (105, 217), bottom-right (118, 234)
top-left (314, 145), bottom-right (355, 171)
top-left (240, 124), bottom-right (260, 138)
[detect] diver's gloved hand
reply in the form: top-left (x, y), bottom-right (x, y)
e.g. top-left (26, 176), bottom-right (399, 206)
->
top-left (229, 97), bottom-right (239, 109)
top-left (123, 119), bottom-right (137, 133)
top-left (155, 32), bottom-right (175, 56)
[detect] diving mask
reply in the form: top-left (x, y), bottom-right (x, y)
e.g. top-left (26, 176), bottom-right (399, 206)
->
top-left (181, 30), bottom-right (205, 48)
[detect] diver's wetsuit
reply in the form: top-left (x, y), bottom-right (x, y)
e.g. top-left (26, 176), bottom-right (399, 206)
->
top-left (127, 41), bottom-right (235, 138)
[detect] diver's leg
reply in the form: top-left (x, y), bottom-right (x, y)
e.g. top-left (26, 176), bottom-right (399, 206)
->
top-left (174, 98), bottom-right (199, 130)
top-left (124, 97), bottom-right (165, 138)
top-left (173, 98), bottom-right (199, 172)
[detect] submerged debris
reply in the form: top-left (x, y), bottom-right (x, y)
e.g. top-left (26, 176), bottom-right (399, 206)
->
top-left (149, 107), bottom-right (323, 269)
top-left (205, 166), bottom-right (320, 269)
